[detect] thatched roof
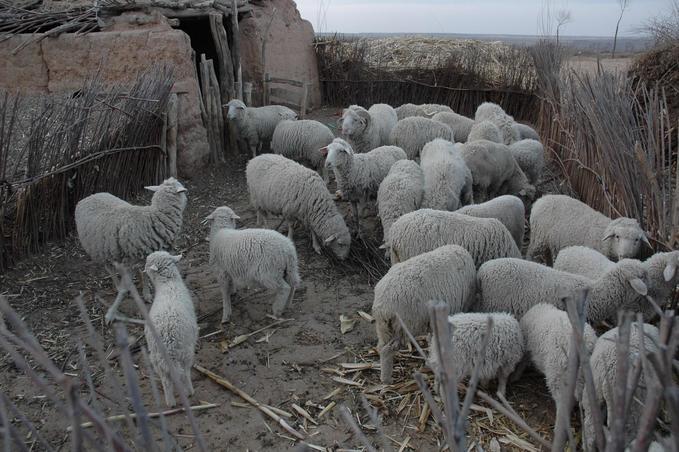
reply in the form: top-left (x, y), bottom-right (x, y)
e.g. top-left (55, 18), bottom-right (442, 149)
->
top-left (5, 0), bottom-right (251, 15)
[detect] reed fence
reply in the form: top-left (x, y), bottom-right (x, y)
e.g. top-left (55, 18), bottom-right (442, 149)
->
top-left (0, 65), bottom-right (175, 272)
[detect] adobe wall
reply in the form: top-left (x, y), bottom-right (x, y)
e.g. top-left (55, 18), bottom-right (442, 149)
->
top-left (0, 16), bottom-right (209, 177)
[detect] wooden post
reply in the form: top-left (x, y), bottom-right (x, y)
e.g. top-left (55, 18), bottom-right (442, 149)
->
top-left (199, 54), bottom-right (216, 162)
top-left (244, 82), bottom-right (253, 106)
top-left (206, 59), bottom-right (226, 162)
top-left (261, 8), bottom-right (276, 105)
top-left (231, 0), bottom-right (242, 100)
top-left (167, 93), bottom-right (178, 177)
top-left (209, 13), bottom-right (235, 102)
top-left (263, 73), bottom-right (270, 106)
top-left (300, 83), bottom-right (309, 119)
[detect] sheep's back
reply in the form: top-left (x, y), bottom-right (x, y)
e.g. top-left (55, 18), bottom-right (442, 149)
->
top-left (389, 117), bottom-right (454, 159)
top-left (75, 193), bottom-right (135, 262)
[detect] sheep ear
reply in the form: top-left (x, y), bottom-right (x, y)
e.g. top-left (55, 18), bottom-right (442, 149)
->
top-left (629, 278), bottom-right (648, 296)
top-left (642, 235), bottom-right (651, 248)
top-left (231, 213), bottom-right (240, 220)
top-left (602, 231), bottom-right (615, 241)
top-left (663, 263), bottom-right (677, 282)
top-left (176, 186), bottom-right (187, 193)
top-left (145, 185), bottom-right (160, 192)
top-left (518, 189), bottom-right (526, 196)
top-left (171, 254), bottom-right (182, 263)
top-left (324, 234), bottom-right (337, 244)
top-left (148, 264), bottom-right (159, 272)
top-left (378, 243), bottom-right (387, 249)
top-left (319, 147), bottom-right (328, 157)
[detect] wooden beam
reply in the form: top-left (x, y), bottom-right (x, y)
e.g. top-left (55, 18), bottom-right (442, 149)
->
top-left (166, 93), bottom-right (178, 177)
top-left (209, 13), bottom-right (235, 102)
top-left (230, 0), bottom-right (242, 100)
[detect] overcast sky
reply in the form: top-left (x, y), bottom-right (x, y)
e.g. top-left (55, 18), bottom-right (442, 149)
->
top-left (294, 0), bottom-right (666, 36)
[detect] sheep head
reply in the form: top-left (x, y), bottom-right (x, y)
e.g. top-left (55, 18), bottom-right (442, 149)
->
top-left (602, 218), bottom-right (648, 261)
top-left (225, 99), bottom-right (246, 120)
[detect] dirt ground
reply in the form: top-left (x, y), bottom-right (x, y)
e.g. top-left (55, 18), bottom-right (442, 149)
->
top-left (0, 109), bottom-right (561, 451)
top-left (566, 54), bottom-right (634, 76)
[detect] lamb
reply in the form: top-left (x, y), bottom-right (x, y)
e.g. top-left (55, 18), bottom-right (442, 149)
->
top-left (467, 120), bottom-right (502, 143)
top-left (395, 103), bottom-right (453, 120)
top-left (554, 246), bottom-right (679, 319)
top-left (520, 303), bottom-right (597, 424)
top-left (144, 251), bottom-right (198, 407)
top-left (456, 195), bottom-right (525, 249)
top-left (513, 123), bottom-right (540, 141)
top-left (420, 138), bottom-right (473, 211)
top-left (246, 154), bottom-right (351, 259)
top-left (376, 160), bottom-right (424, 247)
top-left (387, 209), bottom-right (521, 267)
top-left (475, 257), bottom-right (649, 323)
top-left (372, 244), bottom-right (476, 383)
top-left (389, 117), bottom-right (455, 159)
top-left (508, 138), bottom-right (545, 184)
top-left (527, 194), bottom-right (650, 265)
top-left (225, 99), bottom-right (297, 157)
top-left (431, 111), bottom-right (475, 143)
top-left (270, 119), bottom-right (334, 180)
top-left (474, 102), bottom-right (520, 145)
top-left (204, 206), bottom-right (301, 323)
top-left (460, 139), bottom-right (535, 203)
top-left (75, 177), bottom-right (188, 323)
top-left (322, 138), bottom-right (406, 232)
top-left (429, 312), bottom-right (524, 397)
top-left (583, 323), bottom-right (660, 451)
top-left (340, 104), bottom-right (397, 152)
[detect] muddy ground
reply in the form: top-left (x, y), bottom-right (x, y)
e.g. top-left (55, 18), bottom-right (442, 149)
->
top-left (0, 109), bottom-right (565, 451)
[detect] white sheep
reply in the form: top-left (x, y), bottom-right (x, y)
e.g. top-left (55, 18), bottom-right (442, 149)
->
top-left (323, 138), bottom-right (406, 232)
top-left (554, 246), bottom-right (679, 319)
top-left (389, 117), bottom-right (455, 160)
top-left (420, 138), bottom-right (473, 211)
top-left (583, 323), bottom-right (660, 451)
top-left (225, 99), bottom-right (297, 157)
top-left (377, 160), bottom-right (424, 248)
top-left (513, 123), bottom-right (540, 141)
top-left (429, 312), bottom-right (524, 397)
top-left (431, 111), bottom-right (475, 143)
top-left (460, 139), bottom-right (535, 203)
top-left (75, 177), bottom-right (188, 323)
top-left (520, 303), bottom-right (597, 423)
top-left (144, 251), bottom-right (198, 407)
top-left (527, 194), bottom-right (650, 264)
top-left (395, 103), bottom-right (453, 120)
top-left (387, 209), bottom-right (521, 267)
top-left (340, 104), bottom-right (397, 152)
top-left (456, 195), bottom-right (525, 249)
top-left (204, 206), bottom-right (301, 323)
top-left (508, 138), bottom-right (544, 185)
top-left (474, 102), bottom-right (520, 145)
top-left (475, 257), bottom-right (649, 323)
top-left (467, 120), bottom-right (502, 143)
top-left (372, 244), bottom-right (476, 383)
top-left (270, 119), bottom-right (334, 180)
top-left (246, 154), bottom-right (351, 259)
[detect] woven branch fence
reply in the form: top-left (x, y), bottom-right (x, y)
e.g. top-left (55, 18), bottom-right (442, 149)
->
top-left (0, 65), bottom-right (175, 272)
top-left (315, 35), bottom-right (540, 122)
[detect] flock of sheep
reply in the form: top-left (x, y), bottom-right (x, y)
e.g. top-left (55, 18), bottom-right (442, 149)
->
top-left (72, 98), bottom-right (676, 447)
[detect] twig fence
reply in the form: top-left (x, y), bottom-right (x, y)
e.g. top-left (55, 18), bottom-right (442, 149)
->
top-left (0, 66), bottom-right (176, 272)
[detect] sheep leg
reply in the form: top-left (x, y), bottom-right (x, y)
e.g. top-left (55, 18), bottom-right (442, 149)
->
top-left (256, 209), bottom-right (264, 227)
top-left (496, 368), bottom-right (511, 398)
top-left (321, 165), bottom-right (330, 185)
top-left (351, 202), bottom-right (360, 235)
top-left (141, 269), bottom-right (152, 303)
top-left (379, 338), bottom-right (399, 384)
top-left (271, 281), bottom-right (292, 318)
top-left (160, 374), bottom-right (176, 407)
top-left (184, 366), bottom-right (194, 396)
top-left (250, 142), bottom-right (258, 159)
top-left (287, 221), bottom-right (295, 240)
top-left (219, 273), bottom-right (233, 324)
top-left (311, 231), bottom-right (322, 254)
top-left (105, 284), bottom-right (129, 324)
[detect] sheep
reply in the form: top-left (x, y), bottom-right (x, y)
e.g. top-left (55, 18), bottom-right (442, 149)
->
top-left (204, 206), bottom-right (300, 323)
top-left (395, 103), bottom-right (453, 120)
top-left (387, 209), bottom-right (521, 267)
top-left (75, 177), bottom-right (188, 323)
top-left (246, 154), bottom-right (351, 260)
top-left (420, 138), bottom-right (473, 211)
top-left (225, 99), bottom-right (297, 157)
top-left (431, 111), bottom-right (475, 143)
top-left (377, 160), bottom-right (424, 248)
top-left (340, 104), bottom-right (397, 152)
top-left (554, 246), bottom-right (679, 319)
top-left (508, 138), bottom-right (545, 185)
top-left (372, 244), bottom-right (476, 383)
top-left (474, 102), bottom-right (520, 145)
top-left (389, 117), bottom-right (455, 160)
top-left (467, 120), bottom-right (502, 143)
top-left (270, 119), bottom-right (334, 180)
top-left (526, 194), bottom-right (650, 265)
top-left (475, 257), bottom-right (649, 323)
top-left (513, 123), bottom-right (540, 141)
top-left (322, 138), bottom-right (406, 233)
top-left (429, 312), bottom-right (524, 397)
top-left (144, 251), bottom-right (198, 407)
top-left (520, 303), bottom-right (597, 424)
top-left (583, 323), bottom-right (660, 451)
top-left (456, 195), bottom-right (525, 249)
top-left (459, 139), bottom-right (535, 203)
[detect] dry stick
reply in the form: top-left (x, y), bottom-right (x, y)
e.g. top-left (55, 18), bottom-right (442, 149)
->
top-left (0, 389), bottom-right (14, 452)
top-left (607, 312), bottom-right (633, 452)
top-left (360, 394), bottom-right (394, 452)
top-left (1, 393), bottom-right (55, 452)
top-left (140, 348), bottom-right (176, 452)
top-left (72, 404), bottom-right (220, 431)
top-left (193, 364), bottom-right (304, 440)
top-left (228, 318), bottom-right (292, 347)
top-left (337, 405), bottom-right (378, 452)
